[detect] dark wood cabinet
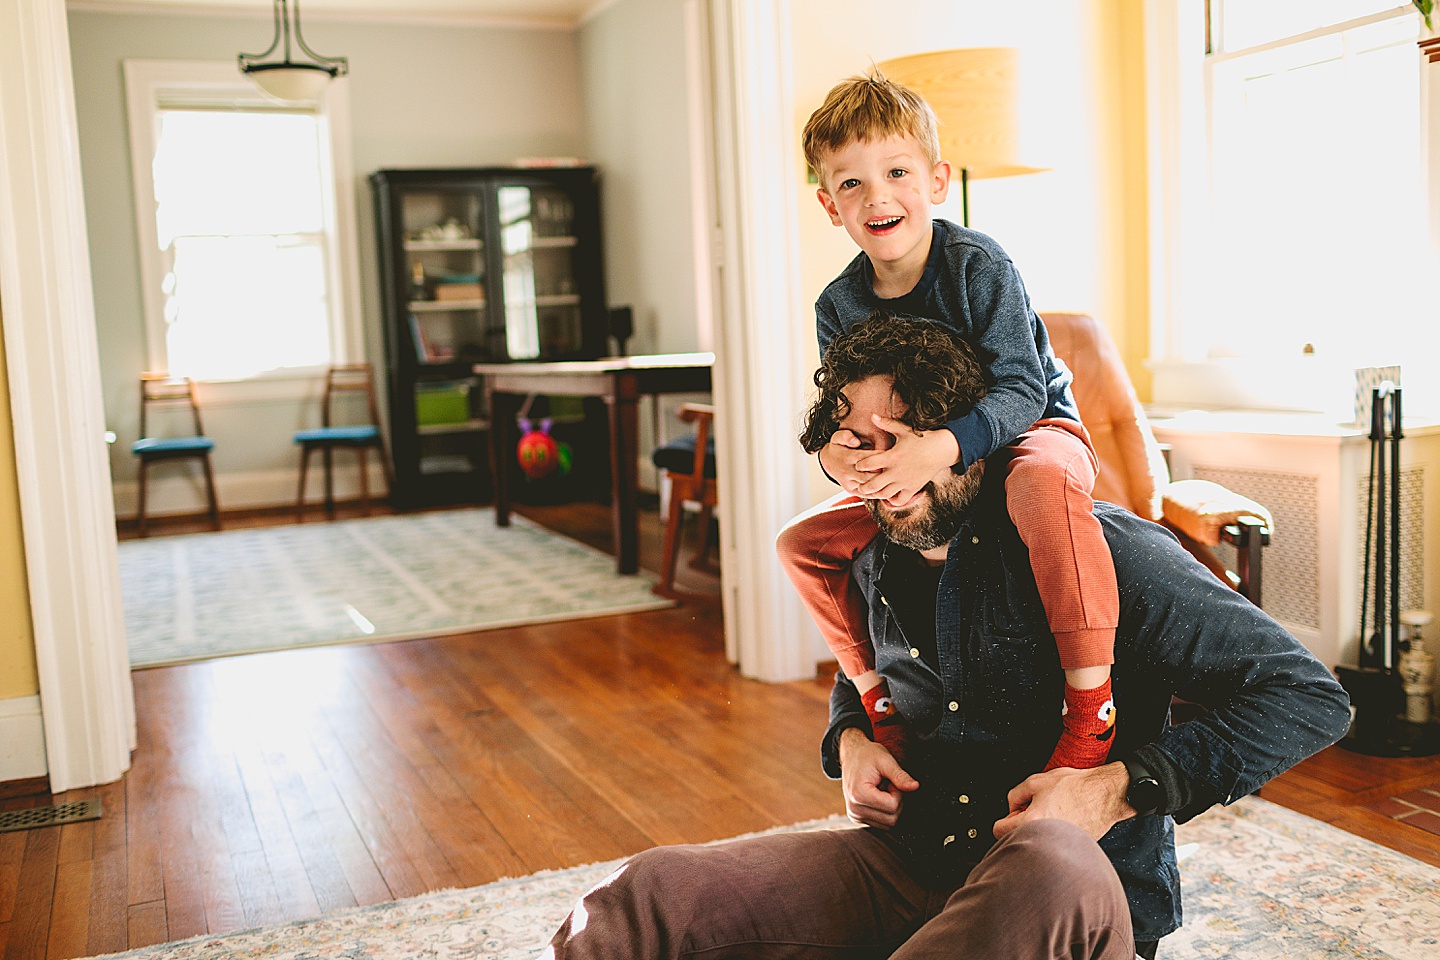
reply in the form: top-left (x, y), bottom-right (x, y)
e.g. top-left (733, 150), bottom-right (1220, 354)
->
top-left (370, 167), bottom-right (607, 508)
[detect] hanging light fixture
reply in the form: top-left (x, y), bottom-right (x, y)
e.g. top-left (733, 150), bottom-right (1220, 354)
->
top-left (238, 0), bottom-right (348, 103)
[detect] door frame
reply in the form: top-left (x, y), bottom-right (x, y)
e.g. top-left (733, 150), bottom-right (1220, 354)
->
top-left (0, 0), bottom-right (134, 792)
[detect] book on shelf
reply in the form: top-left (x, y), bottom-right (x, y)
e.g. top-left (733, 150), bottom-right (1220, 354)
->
top-left (434, 281), bottom-right (484, 302)
top-left (408, 314), bottom-right (455, 363)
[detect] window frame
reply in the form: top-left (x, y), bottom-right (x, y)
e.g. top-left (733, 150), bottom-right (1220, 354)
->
top-left (122, 59), bottom-right (364, 397)
top-left (1144, 1), bottom-right (1438, 413)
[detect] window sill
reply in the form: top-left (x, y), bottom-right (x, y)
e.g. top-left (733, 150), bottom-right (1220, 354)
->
top-left (189, 368), bottom-right (332, 407)
top-left (1146, 356), bottom-right (1354, 421)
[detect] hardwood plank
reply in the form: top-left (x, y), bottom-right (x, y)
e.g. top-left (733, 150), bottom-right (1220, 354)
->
top-left (302, 723), bottom-right (439, 900)
top-left (44, 861), bottom-right (91, 960)
top-left (85, 780), bottom-right (129, 958)
top-left (0, 815), bottom-right (27, 926)
top-left (4, 826), bottom-right (59, 960)
top-left (125, 901), bottom-right (167, 952)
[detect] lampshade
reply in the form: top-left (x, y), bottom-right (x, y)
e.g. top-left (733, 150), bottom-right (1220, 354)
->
top-left (876, 47), bottom-right (1047, 181)
top-left (239, 0), bottom-right (348, 103)
top-left (246, 65), bottom-right (334, 103)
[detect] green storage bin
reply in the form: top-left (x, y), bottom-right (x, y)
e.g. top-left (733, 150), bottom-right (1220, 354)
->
top-left (415, 380), bottom-right (472, 426)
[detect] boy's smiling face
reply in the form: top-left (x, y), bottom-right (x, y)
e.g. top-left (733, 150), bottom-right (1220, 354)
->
top-left (815, 133), bottom-right (950, 295)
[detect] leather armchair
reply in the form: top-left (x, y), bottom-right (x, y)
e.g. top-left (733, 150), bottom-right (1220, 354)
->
top-left (1043, 312), bottom-right (1272, 603)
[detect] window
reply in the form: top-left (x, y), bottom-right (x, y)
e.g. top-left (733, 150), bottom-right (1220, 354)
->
top-left (1148, 2), bottom-right (1436, 415)
top-left (124, 61), bottom-right (361, 382)
top-left (1202, 2), bottom-right (1424, 365)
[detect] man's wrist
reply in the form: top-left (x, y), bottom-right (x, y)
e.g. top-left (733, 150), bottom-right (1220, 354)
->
top-left (838, 726), bottom-right (871, 765)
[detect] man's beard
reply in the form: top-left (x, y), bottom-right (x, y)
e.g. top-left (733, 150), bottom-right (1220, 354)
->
top-left (865, 461), bottom-right (986, 552)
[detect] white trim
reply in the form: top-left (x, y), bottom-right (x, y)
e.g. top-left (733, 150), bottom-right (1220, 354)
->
top-left (706, 0), bottom-right (815, 682)
top-left (66, 0), bottom-right (578, 31)
top-left (0, 0), bottom-right (135, 791)
top-left (123, 59), bottom-right (363, 378)
top-left (1143, 0), bottom-right (1208, 365)
top-left (1207, 4), bottom-right (1413, 60)
top-left (112, 462), bottom-right (390, 518)
top-left (684, 0), bottom-right (718, 355)
top-left (321, 78), bottom-right (366, 365)
top-left (0, 696), bottom-right (48, 782)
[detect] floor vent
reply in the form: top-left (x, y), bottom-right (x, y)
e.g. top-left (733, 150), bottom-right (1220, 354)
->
top-left (0, 797), bottom-right (101, 834)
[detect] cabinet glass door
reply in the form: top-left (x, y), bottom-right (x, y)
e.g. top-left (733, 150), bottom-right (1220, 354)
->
top-left (496, 183), bottom-right (584, 360)
top-left (401, 188), bottom-right (500, 363)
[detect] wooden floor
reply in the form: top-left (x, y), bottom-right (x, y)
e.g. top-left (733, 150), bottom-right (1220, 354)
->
top-left (2, 501), bottom-right (1439, 959)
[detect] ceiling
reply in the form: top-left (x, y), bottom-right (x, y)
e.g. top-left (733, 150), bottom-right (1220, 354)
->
top-left (72, 0), bottom-right (614, 28)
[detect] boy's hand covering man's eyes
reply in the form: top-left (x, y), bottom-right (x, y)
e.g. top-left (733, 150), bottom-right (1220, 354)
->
top-left (853, 416), bottom-right (960, 507)
top-left (817, 429), bottom-right (873, 493)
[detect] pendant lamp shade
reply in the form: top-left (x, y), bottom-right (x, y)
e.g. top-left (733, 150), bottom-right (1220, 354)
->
top-left (239, 0), bottom-right (348, 103)
top-left (246, 65), bottom-right (334, 103)
top-left (876, 47), bottom-right (1047, 181)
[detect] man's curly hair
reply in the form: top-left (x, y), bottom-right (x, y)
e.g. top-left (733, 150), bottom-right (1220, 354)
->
top-left (800, 314), bottom-right (987, 454)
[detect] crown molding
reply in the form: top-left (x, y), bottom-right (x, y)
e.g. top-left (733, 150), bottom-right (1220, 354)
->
top-left (65, 0), bottom-right (578, 31)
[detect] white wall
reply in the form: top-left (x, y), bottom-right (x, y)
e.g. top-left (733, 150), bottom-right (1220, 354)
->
top-left (578, 0), bottom-right (703, 357)
top-left (578, 0), bottom-right (710, 490)
top-left (789, 0), bottom-right (1128, 502)
top-left (67, 8), bottom-right (586, 515)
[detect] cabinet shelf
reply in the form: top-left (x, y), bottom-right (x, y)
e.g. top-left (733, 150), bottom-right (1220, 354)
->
top-left (410, 299), bottom-right (487, 312)
top-left (417, 418), bottom-right (489, 436)
top-left (405, 239), bottom-right (482, 251)
top-left (533, 294), bottom-right (581, 307)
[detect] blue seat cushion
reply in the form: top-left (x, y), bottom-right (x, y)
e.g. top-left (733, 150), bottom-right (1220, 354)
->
top-left (651, 433), bottom-right (716, 478)
top-left (294, 425), bottom-right (380, 445)
top-left (132, 436), bottom-right (214, 456)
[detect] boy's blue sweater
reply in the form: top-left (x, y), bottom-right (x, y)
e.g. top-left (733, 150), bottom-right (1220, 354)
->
top-left (815, 219), bottom-right (1079, 469)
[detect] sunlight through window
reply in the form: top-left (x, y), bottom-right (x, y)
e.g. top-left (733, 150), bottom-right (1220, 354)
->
top-left (1204, 5), bottom-right (1425, 368)
top-left (150, 108), bottom-right (335, 379)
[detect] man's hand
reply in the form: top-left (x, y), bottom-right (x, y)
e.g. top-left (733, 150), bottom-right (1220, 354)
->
top-left (817, 429), bottom-right (872, 494)
top-left (852, 417), bottom-right (960, 507)
top-left (838, 727), bottom-right (919, 829)
top-left (992, 762), bottom-right (1134, 841)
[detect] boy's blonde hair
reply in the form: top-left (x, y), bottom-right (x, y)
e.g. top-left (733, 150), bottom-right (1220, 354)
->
top-left (802, 72), bottom-right (941, 185)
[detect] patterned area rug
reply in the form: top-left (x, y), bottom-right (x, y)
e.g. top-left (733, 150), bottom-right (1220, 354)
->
top-left (80, 798), bottom-right (1440, 960)
top-left (119, 508), bottom-right (674, 667)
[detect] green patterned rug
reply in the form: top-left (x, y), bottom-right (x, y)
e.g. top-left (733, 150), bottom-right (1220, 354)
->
top-left (80, 798), bottom-right (1440, 959)
top-left (119, 508), bottom-right (674, 668)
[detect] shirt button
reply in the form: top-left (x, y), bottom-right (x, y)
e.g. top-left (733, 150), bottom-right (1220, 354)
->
top-left (958, 794), bottom-right (969, 804)
top-left (967, 828), bottom-right (978, 839)
top-left (971, 536), bottom-right (979, 544)
top-left (909, 647), bottom-right (920, 658)
top-left (948, 701), bottom-right (959, 712)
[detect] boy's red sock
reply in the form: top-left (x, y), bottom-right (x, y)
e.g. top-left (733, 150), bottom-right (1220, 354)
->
top-left (861, 683), bottom-right (907, 763)
top-left (1043, 679), bottom-right (1116, 771)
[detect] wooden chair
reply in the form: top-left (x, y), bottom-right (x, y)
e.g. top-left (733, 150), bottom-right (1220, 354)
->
top-left (132, 374), bottom-right (220, 537)
top-left (294, 363), bottom-right (393, 520)
top-left (1043, 312), bottom-right (1272, 603)
top-left (651, 403), bottom-right (717, 595)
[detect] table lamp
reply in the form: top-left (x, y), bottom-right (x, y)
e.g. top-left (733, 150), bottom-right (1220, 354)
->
top-left (877, 47), bottom-right (1048, 227)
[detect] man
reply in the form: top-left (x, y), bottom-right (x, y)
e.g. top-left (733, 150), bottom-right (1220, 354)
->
top-left (544, 315), bottom-right (1351, 960)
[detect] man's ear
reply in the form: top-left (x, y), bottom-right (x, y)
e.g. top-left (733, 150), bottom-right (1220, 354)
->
top-left (929, 160), bottom-right (952, 205)
top-left (816, 187), bottom-right (843, 227)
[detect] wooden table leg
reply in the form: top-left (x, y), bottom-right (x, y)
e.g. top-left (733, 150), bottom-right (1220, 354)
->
top-left (607, 373), bottom-right (641, 574)
top-left (489, 387), bottom-right (515, 527)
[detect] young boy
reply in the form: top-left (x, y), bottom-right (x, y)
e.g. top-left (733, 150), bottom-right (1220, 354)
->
top-left (777, 72), bottom-right (1119, 772)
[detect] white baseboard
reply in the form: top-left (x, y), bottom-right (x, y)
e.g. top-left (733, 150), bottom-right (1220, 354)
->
top-left (113, 462), bottom-right (390, 519)
top-left (0, 696), bottom-right (47, 782)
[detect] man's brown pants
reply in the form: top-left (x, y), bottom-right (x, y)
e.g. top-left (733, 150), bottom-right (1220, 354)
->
top-left (544, 818), bottom-right (1136, 959)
